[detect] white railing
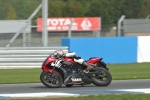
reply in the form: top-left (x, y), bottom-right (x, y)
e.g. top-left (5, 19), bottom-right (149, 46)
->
top-left (0, 47), bottom-right (68, 69)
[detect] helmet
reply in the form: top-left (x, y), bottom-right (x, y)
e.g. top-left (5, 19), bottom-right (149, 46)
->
top-left (53, 49), bottom-right (65, 58)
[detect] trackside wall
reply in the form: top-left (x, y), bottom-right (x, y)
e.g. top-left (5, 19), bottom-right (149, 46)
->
top-left (62, 37), bottom-right (137, 64)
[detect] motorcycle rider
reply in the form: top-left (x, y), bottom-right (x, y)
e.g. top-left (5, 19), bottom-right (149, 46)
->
top-left (51, 49), bottom-right (94, 70)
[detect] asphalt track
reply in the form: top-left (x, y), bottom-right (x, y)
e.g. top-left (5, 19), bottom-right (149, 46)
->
top-left (0, 79), bottom-right (150, 95)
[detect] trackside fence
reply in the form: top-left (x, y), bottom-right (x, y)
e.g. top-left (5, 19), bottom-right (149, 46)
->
top-left (0, 47), bottom-right (68, 69)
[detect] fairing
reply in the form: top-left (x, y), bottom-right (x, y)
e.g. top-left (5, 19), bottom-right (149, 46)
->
top-left (87, 57), bottom-right (102, 64)
top-left (63, 57), bottom-right (76, 64)
top-left (42, 55), bottom-right (57, 71)
top-left (42, 56), bottom-right (103, 71)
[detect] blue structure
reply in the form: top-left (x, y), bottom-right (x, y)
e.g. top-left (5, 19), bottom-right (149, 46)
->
top-left (62, 37), bottom-right (137, 64)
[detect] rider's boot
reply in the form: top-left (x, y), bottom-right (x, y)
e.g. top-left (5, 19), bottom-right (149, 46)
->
top-left (74, 58), bottom-right (95, 70)
top-left (82, 61), bottom-right (95, 70)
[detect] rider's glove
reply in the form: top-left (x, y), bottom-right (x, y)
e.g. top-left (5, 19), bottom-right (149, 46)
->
top-left (62, 53), bottom-right (66, 57)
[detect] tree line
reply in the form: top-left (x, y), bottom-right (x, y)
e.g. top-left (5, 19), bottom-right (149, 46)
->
top-left (0, 0), bottom-right (150, 25)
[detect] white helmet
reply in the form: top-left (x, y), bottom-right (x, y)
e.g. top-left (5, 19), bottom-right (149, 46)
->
top-left (53, 49), bottom-right (65, 58)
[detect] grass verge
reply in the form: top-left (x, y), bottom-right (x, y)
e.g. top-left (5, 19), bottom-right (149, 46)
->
top-left (0, 63), bottom-right (150, 84)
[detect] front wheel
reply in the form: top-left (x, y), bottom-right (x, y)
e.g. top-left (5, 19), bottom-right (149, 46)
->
top-left (90, 68), bottom-right (112, 86)
top-left (40, 71), bottom-right (63, 88)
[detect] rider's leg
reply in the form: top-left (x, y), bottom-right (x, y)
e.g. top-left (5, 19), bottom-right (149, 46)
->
top-left (74, 58), bottom-right (94, 70)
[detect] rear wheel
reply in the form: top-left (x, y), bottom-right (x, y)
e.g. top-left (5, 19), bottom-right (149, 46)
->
top-left (90, 68), bottom-right (112, 86)
top-left (40, 71), bottom-right (63, 88)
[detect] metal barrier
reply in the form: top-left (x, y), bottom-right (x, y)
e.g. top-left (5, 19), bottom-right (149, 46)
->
top-left (0, 47), bottom-right (68, 69)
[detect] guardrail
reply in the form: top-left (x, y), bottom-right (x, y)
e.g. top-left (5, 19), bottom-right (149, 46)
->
top-left (0, 47), bottom-right (68, 69)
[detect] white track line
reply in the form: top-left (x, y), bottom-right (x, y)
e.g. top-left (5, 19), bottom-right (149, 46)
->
top-left (116, 88), bottom-right (150, 93)
top-left (0, 92), bottom-right (80, 98)
top-left (1, 88), bottom-right (150, 98)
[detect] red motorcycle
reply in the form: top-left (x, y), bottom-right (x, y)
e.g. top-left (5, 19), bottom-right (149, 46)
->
top-left (40, 55), bottom-right (112, 88)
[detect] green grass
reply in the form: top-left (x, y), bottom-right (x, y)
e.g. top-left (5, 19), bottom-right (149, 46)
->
top-left (0, 68), bottom-right (41, 84)
top-left (108, 63), bottom-right (150, 80)
top-left (1, 94), bottom-right (150, 100)
top-left (0, 63), bottom-right (150, 84)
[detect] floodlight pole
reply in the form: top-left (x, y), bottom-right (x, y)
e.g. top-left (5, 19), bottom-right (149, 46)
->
top-left (68, 20), bottom-right (74, 38)
top-left (42, 0), bottom-right (48, 46)
top-left (117, 15), bottom-right (125, 37)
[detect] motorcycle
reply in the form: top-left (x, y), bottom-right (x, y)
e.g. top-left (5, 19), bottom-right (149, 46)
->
top-left (40, 55), bottom-right (112, 88)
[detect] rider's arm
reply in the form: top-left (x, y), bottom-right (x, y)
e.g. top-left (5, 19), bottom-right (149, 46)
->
top-left (65, 52), bottom-right (76, 57)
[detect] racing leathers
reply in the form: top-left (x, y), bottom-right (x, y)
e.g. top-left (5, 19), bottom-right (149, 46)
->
top-left (64, 52), bottom-right (94, 70)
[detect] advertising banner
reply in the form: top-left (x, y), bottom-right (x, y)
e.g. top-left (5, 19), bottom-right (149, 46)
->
top-left (37, 17), bottom-right (100, 31)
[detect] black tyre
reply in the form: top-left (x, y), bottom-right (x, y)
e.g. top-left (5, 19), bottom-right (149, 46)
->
top-left (66, 84), bottom-right (73, 87)
top-left (91, 68), bottom-right (112, 86)
top-left (40, 71), bottom-right (63, 88)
